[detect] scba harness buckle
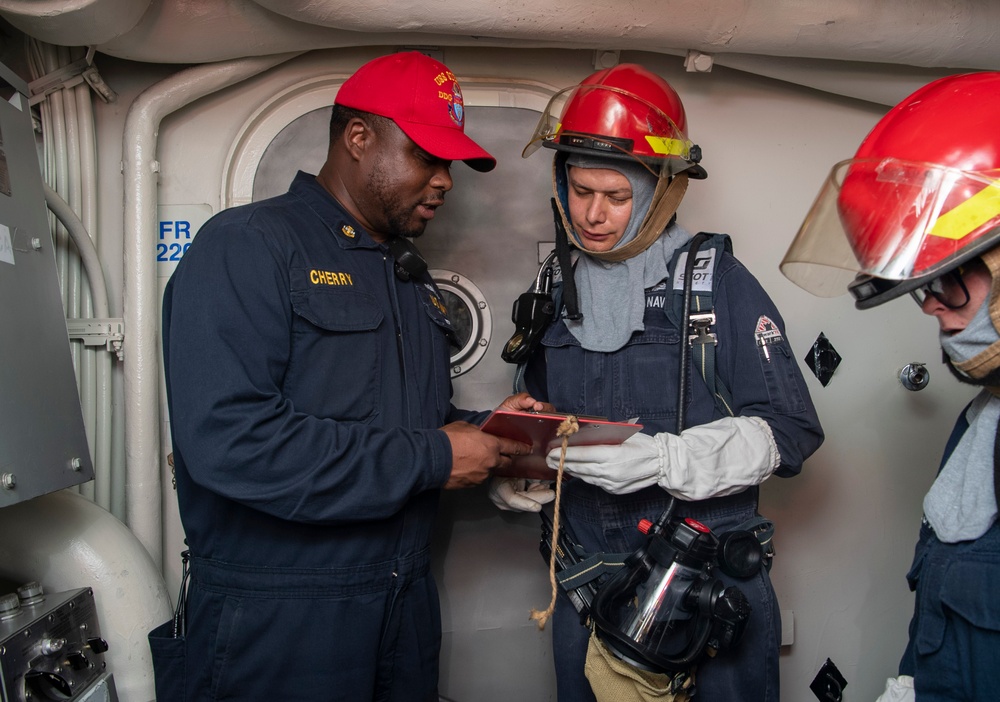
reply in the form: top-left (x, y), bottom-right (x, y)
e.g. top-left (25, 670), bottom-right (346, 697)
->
top-left (687, 311), bottom-right (717, 346)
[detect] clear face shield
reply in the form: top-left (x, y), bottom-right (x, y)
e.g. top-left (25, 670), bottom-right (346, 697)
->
top-left (521, 83), bottom-right (699, 180)
top-left (781, 158), bottom-right (1000, 302)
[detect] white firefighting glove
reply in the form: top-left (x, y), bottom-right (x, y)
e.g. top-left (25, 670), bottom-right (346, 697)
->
top-left (545, 416), bottom-right (779, 500)
top-left (875, 676), bottom-right (914, 702)
top-left (488, 477), bottom-right (556, 512)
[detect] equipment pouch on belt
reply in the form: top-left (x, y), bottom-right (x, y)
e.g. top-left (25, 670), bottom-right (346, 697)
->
top-left (585, 628), bottom-right (695, 702)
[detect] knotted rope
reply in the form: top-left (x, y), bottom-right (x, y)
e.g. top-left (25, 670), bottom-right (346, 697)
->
top-left (530, 414), bottom-right (579, 630)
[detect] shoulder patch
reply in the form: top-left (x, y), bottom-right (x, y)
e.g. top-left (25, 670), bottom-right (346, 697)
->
top-left (754, 315), bottom-right (784, 345)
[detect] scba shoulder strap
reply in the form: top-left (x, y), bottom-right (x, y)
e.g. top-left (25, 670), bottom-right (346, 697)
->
top-left (666, 232), bottom-right (736, 420)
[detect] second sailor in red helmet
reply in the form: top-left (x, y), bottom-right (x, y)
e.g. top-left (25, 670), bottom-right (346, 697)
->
top-left (782, 71), bottom-right (1000, 702)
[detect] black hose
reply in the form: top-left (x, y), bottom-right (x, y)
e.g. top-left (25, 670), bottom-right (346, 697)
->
top-left (677, 233), bottom-right (711, 434)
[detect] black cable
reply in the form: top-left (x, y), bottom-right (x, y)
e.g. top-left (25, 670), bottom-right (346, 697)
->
top-left (677, 233), bottom-right (711, 433)
top-left (172, 550), bottom-right (191, 638)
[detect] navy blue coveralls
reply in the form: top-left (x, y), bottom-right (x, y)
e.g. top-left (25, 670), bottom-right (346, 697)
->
top-left (153, 172), bottom-right (481, 701)
top-left (900, 405), bottom-right (1000, 701)
top-left (523, 243), bottom-right (824, 702)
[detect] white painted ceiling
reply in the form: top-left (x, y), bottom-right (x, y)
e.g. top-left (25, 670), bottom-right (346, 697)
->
top-left (1, 0), bottom-right (997, 106)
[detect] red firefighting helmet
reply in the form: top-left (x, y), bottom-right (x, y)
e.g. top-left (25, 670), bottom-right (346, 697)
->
top-left (522, 63), bottom-right (706, 179)
top-left (781, 71), bottom-right (1000, 308)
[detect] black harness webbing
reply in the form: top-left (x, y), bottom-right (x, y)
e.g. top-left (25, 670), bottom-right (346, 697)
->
top-left (668, 233), bottom-right (736, 420)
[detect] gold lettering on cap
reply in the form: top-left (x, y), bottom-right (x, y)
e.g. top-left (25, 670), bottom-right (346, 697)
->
top-left (433, 70), bottom-right (457, 86)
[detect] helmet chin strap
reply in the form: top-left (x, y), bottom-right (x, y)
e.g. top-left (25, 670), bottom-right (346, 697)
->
top-left (585, 171), bottom-right (688, 263)
top-left (952, 246), bottom-right (1000, 383)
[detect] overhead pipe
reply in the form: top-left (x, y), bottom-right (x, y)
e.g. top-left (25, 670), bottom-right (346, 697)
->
top-left (122, 51), bottom-right (301, 569)
top-left (5, 0), bottom-right (1000, 73)
top-left (0, 0), bottom-right (153, 47)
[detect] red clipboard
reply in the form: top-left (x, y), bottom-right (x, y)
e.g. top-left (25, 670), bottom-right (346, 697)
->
top-left (480, 409), bottom-right (643, 479)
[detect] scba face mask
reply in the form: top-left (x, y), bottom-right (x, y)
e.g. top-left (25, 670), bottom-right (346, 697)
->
top-left (589, 510), bottom-right (752, 676)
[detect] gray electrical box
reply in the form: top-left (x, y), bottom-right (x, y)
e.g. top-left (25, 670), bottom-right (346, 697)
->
top-left (0, 62), bottom-right (94, 508)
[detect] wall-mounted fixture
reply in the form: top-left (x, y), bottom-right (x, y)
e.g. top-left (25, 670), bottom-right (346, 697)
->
top-left (431, 269), bottom-right (492, 378)
top-left (899, 362), bottom-right (929, 391)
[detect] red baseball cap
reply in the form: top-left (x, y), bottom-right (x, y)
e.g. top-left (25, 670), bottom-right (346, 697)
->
top-left (335, 52), bottom-right (496, 172)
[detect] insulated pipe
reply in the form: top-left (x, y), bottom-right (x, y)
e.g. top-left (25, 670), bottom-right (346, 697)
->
top-left (62, 73), bottom-right (96, 503)
top-left (0, 490), bottom-right (172, 702)
top-left (75, 79), bottom-right (116, 514)
top-left (43, 183), bottom-right (109, 318)
top-left (32, 43), bottom-right (100, 504)
top-left (45, 181), bottom-right (109, 506)
top-left (43, 76), bottom-right (71, 308)
top-left (45, 179), bottom-right (113, 510)
top-left (122, 52), bottom-right (301, 569)
top-left (34, 43), bottom-right (117, 514)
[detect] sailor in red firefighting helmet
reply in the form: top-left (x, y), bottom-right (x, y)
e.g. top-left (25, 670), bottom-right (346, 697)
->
top-left (782, 71), bottom-right (1000, 702)
top-left (491, 63), bottom-right (824, 702)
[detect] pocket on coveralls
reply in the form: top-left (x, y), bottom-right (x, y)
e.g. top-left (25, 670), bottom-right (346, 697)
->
top-left (758, 342), bottom-right (807, 414)
top-left (940, 561), bottom-right (1000, 633)
top-left (148, 619), bottom-right (186, 702)
top-left (289, 288), bottom-right (384, 421)
top-left (911, 558), bottom-right (1000, 656)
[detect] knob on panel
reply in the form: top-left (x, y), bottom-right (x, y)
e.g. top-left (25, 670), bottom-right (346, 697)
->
top-left (0, 592), bottom-right (19, 621)
top-left (24, 669), bottom-right (73, 700)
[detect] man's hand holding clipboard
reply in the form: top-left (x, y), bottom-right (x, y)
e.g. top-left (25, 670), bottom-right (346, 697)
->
top-left (480, 409), bottom-right (643, 480)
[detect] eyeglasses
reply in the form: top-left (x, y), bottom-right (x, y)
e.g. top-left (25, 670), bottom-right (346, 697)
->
top-left (910, 268), bottom-right (971, 309)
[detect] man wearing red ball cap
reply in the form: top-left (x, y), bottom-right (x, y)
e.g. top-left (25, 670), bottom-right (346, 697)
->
top-left (156, 51), bottom-right (544, 701)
